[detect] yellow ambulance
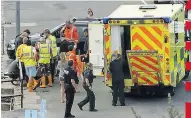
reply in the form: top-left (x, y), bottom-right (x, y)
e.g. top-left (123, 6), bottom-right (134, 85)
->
top-left (88, 4), bottom-right (190, 96)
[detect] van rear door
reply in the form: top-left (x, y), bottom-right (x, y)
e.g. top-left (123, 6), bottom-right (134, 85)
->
top-left (126, 50), bottom-right (162, 86)
top-left (88, 23), bottom-right (104, 76)
top-left (128, 24), bottom-right (164, 85)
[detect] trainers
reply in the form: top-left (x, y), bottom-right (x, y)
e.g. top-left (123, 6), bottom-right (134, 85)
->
top-left (89, 109), bottom-right (98, 112)
top-left (77, 103), bottom-right (83, 110)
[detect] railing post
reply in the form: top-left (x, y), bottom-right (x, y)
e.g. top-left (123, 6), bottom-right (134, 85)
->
top-left (19, 59), bottom-right (24, 108)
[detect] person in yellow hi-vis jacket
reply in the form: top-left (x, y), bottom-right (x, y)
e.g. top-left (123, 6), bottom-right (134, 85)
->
top-left (19, 37), bottom-right (38, 92)
top-left (35, 37), bottom-right (53, 88)
top-left (16, 36), bottom-right (29, 86)
top-left (43, 29), bottom-right (58, 83)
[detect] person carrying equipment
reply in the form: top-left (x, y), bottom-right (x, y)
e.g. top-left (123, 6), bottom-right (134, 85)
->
top-left (64, 60), bottom-right (77, 118)
top-left (77, 63), bottom-right (97, 112)
top-left (35, 37), bottom-right (53, 88)
top-left (19, 37), bottom-right (37, 92)
top-left (43, 29), bottom-right (58, 83)
top-left (66, 45), bottom-right (80, 92)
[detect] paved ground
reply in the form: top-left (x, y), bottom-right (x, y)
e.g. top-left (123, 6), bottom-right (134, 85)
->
top-left (38, 76), bottom-right (191, 118)
top-left (1, 1), bottom-right (191, 118)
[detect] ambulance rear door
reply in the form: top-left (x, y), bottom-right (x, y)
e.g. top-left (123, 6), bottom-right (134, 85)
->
top-left (88, 23), bottom-right (104, 76)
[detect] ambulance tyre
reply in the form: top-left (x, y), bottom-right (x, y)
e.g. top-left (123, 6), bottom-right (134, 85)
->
top-left (183, 70), bottom-right (190, 80)
top-left (168, 86), bottom-right (175, 97)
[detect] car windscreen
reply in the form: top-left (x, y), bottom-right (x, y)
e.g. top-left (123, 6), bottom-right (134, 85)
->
top-left (50, 23), bottom-right (64, 33)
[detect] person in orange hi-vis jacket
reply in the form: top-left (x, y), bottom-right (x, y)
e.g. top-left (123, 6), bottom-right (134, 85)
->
top-left (60, 20), bottom-right (79, 52)
top-left (66, 45), bottom-right (81, 93)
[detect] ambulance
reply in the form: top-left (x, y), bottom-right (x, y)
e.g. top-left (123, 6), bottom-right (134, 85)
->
top-left (88, 4), bottom-right (190, 96)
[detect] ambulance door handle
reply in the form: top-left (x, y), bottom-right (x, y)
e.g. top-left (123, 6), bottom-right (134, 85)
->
top-left (164, 36), bottom-right (168, 43)
top-left (89, 50), bottom-right (91, 53)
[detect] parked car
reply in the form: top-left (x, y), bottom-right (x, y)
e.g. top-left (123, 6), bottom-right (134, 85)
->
top-left (7, 18), bottom-right (101, 59)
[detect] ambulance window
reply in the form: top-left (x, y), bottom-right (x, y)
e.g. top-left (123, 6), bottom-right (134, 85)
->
top-left (174, 18), bottom-right (179, 44)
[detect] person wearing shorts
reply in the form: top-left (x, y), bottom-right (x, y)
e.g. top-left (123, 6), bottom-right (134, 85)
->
top-left (20, 37), bottom-right (37, 92)
top-left (25, 66), bottom-right (37, 80)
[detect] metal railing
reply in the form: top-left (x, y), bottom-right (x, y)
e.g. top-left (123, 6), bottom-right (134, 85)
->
top-left (1, 59), bottom-right (24, 108)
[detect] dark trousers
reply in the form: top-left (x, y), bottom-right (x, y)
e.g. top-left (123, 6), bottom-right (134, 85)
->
top-left (50, 58), bottom-right (56, 83)
top-left (112, 80), bottom-right (125, 105)
top-left (78, 85), bottom-right (95, 110)
top-left (65, 85), bottom-right (75, 117)
top-left (19, 62), bottom-right (28, 83)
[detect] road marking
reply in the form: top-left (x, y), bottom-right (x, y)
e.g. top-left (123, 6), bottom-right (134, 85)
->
top-left (140, 0), bottom-right (147, 5)
top-left (3, 23), bottom-right (37, 28)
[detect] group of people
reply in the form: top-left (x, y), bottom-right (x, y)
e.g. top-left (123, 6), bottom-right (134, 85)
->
top-left (14, 8), bottom-right (126, 118)
top-left (16, 28), bottom-right (57, 91)
top-left (15, 13), bottom-right (97, 118)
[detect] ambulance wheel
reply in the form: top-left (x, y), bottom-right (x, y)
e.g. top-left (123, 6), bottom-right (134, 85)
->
top-left (183, 70), bottom-right (190, 80)
top-left (168, 86), bottom-right (175, 96)
top-left (155, 88), bottom-right (167, 97)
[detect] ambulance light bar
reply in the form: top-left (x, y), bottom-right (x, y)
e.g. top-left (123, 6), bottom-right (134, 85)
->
top-left (72, 17), bottom-right (102, 22)
top-left (139, 5), bottom-right (157, 9)
top-left (108, 19), bottom-right (164, 24)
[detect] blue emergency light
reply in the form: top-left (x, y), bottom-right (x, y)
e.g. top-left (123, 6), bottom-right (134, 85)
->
top-left (162, 17), bottom-right (171, 23)
top-left (103, 17), bottom-right (109, 24)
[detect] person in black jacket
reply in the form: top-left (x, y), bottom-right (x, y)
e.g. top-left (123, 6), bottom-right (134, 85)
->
top-left (15, 29), bottom-right (31, 51)
top-left (64, 60), bottom-right (77, 118)
top-left (59, 36), bottom-right (70, 53)
top-left (77, 63), bottom-right (97, 112)
top-left (80, 28), bottom-right (89, 63)
top-left (109, 54), bottom-right (125, 106)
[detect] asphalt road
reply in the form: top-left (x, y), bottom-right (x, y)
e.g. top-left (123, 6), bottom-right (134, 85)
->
top-left (37, 76), bottom-right (191, 118)
top-left (2, 1), bottom-right (191, 118)
top-left (2, 1), bottom-right (153, 45)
